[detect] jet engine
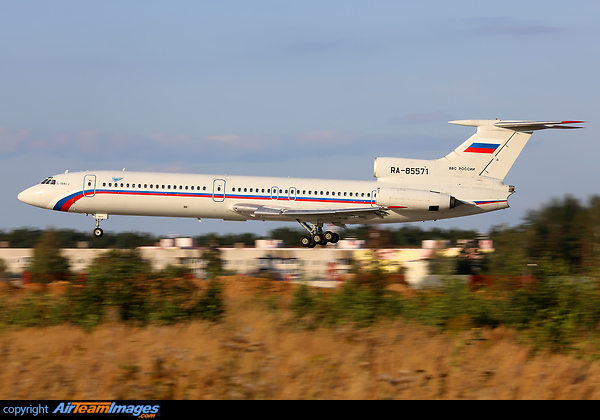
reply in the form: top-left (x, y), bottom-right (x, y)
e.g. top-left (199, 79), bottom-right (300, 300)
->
top-left (376, 187), bottom-right (457, 211)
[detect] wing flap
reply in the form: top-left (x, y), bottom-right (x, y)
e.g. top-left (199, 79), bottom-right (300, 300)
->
top-left (283, 207), bottom-right (389, 219)
top-left (232, 203), bottom-right (388, 221)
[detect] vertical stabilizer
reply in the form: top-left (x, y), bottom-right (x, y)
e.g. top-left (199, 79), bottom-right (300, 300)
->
top-left (443, 120), bottom-right (584, 180)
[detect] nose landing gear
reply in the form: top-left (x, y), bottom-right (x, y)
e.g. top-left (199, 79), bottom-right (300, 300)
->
top-left (91, 213), bottom-right (108, 238)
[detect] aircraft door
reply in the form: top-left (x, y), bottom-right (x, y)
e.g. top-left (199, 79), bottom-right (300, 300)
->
top-left (212, 179), bottom-right (226, 202)
top-left (83, 174), bottom-right (96, 197)
top-left (288, 187), bottom-right (297, 201)
top-left (271, 186), bottom-right (279, 200)
top-left (371, 189), bottom-right (377, 207)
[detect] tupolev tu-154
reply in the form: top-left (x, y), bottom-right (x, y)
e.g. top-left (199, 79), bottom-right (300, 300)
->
top-left (18, 119), bottom-right (584, 247)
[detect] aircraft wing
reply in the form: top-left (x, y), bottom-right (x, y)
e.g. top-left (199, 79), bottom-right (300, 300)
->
top-left (232, 203), bottom-right (389, 222)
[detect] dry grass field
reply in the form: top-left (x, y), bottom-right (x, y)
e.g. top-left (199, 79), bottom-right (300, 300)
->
top-left (2, 276), bottom-right (600, 400)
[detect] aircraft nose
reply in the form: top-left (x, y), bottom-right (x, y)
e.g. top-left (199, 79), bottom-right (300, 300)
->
top-left (18, 186), bottom-right (51, 209)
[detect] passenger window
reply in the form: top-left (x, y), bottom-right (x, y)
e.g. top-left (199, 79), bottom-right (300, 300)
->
top-left (185, 186), bottom-right (188, 190)
top-left (367, 193), bottom-right (370, 197)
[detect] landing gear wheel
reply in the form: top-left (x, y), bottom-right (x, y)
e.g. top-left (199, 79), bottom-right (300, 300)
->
top-left (323, 231), bottom-right (336, 243)
top-left (312, 233), bottom-right (324, 245)
top-left (330, 232), bottom-right (339, 243)
top-left (300, 236), bottom-right (312, 247)
top-left (91, 214), bottom-right (108, 238)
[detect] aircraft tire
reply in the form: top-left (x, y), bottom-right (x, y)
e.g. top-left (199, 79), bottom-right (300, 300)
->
top-left (300, 236), bottom-right (312, 247)
top-left (312, 233), bottom-right (324, 245)
top-left (93, 228), bottom-right (104, 238)
top-left (323, 231), bottom-right (336, 242)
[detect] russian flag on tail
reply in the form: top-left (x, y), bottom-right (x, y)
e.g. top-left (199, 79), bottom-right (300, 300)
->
top-left (464, 142), bottom-right (500, 154)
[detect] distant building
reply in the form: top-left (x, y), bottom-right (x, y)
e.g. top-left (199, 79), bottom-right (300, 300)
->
top-left (0, 237), bottom-right (492, 288)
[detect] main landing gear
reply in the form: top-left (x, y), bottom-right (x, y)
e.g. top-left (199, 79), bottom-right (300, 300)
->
top-left (297, 220), bottom-right (340, 248)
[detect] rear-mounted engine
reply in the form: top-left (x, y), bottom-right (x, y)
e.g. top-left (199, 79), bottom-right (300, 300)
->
top-left (376, 187), bottom-right (457, 211)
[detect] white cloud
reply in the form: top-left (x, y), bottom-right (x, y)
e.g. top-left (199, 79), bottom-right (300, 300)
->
top-left (0, 127), bottom-right (30, 154)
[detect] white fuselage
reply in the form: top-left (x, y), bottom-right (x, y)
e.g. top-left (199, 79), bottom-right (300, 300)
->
top-left (17, 170), bottom-right (502, 225)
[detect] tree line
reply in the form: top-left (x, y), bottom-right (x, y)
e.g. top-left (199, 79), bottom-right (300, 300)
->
top-left (2, 194), bottom-right (599, 278)
top-left (485, 195), bottom-right (600, 277)
top-left (0, 224), bottom-right (480, 249)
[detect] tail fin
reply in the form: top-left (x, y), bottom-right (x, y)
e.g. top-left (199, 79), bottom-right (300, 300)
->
top-left (442, 120), bottom-right (584, 180)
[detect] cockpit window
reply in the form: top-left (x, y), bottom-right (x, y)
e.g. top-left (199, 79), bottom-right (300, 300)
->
top-left (40, 177), bottom-right (54, 185)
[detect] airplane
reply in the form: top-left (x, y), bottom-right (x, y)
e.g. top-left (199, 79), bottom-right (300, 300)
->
top-left (18, 119), bottom-right (584, 247)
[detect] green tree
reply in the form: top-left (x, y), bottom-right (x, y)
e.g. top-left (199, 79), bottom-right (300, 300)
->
top-left (268, 227), bottom-right (304, 246)
top-left (484, 225), bottom-right (529, 276)
top-left (0, 258), bottom-right (7, 279)
top-left (204, 246), bottom-right (223, 278)
top-left (70, 249), bottom-right (152, 326)
top-left (30, 230), bottom-right (71, 283)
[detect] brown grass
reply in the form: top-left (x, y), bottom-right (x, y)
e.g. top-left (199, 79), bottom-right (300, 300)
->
top-left (1, 276), bottom-right (600, 400)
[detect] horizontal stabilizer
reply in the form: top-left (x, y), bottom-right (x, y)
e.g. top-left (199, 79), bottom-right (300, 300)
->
top-left (450, 120), bottom-right (585, 131)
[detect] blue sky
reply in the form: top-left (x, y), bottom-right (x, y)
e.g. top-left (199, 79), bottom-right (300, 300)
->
top-left (2, 1), bottom-right (598, 238)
